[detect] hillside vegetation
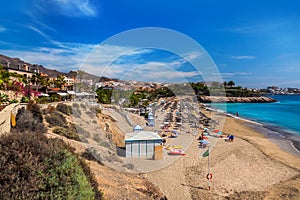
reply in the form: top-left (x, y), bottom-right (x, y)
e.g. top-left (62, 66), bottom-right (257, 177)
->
top-left (0, 102), bottom-right (103, 199)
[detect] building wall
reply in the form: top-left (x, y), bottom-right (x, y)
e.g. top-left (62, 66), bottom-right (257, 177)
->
top-left (125, 140), bottom-right (162, 158)
top-left (6, 68), bottom-right (34, 78)
top-left (64, 76), bottom-right (74, 85)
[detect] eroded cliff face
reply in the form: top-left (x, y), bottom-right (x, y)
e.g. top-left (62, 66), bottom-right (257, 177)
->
top-left (198, 96), bottom-right (277, 103)
top-left (97, 112), bottom-right (125, 147)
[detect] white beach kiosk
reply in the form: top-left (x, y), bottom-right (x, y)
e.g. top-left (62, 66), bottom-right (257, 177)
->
top-left (133, 124), bottom-right (143, 132)
top-left (148, 112), bottom-right (155, 127)
top-left (125, 131), bottom-right (162, 158)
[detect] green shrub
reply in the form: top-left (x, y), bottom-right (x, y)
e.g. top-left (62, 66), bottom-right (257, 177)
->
top-left (95, 107), bottom-right (102, 114)
top-left (44, 149), bottom-right (95, 199)
top-left (0, 130), bottom-right (103, 199)
top-left (53, 127), bottom-right (81, 141)
top-left (21, 96), bottom-right (29, 103)
top-left (27, 101), bottom-right (43, 123)
top-left (0, 93), bottom-right (9, 103)
top-left (46, 111), bottom-right (67, 128)
top-left (72, 102), bottom-right (79, 109)
top-left (9, 99), bottom-right (18, 104)
top-left (36, 96), bottom-right (50, 104)
top-left (89, 106), bottom-right (102, 115)
top-left (81, 148), bottom-right (103, 166)
top-left (56, 103), bottom-right (72, 115)
top-left (70, 123), bottom-right (90, 138)
top-left (15, 107), bottom-right (46, 133)
top-left (73, 108), bottom-right (82, 118)
top-left (50, 94), bottom-right (60, 102)
top-left (86, 111), bottom-right (93, 117)
top-left (80, 103), bottom-right (86, 109)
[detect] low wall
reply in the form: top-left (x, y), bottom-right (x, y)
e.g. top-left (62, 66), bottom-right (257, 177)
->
top-left (0, 103), bottom-right (26, 136)
top-left (0, 90), bottom-right (24, 102)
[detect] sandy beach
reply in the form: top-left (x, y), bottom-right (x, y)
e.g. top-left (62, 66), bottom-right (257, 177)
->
top-left (44, 101), bottom-right (300, 199)
top-left (145, 108), bottom-right (300, 200)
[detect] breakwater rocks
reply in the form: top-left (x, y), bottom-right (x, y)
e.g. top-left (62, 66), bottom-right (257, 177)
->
top-left (198, 96), bottom-right (277, 103)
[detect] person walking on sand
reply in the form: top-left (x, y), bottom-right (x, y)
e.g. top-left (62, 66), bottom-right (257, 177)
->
top-left (228, 134), bottom-right (234, 142)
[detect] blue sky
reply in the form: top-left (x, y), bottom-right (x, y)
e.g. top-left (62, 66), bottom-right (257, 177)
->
top-left (0, 0), bottom-right (299, 88)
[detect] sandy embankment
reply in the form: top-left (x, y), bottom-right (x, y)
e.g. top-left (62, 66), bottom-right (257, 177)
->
top-left (146, 109), bottom-right (300, 200)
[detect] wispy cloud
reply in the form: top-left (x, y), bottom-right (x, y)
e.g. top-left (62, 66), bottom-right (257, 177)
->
top-left (25, 11), bottom-right (57, 32)
top-left (0, 41), bottom-right (97, 72)
top-left (225, 20), bottom-right (288, 34)
top-left (211, 72), bottom-right (252, 78)
top-left (36, 0), bottom-right (97, 17)
top-left (27, 25), bottom-right (50, 39)
top-left (231, 55), bottom-right (256, 60)
top-left (0, 25), bottom-right (6, 32)
top-left (226, 25), bottom-right (258, 34)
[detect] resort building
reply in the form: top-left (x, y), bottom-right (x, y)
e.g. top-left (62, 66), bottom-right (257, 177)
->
top-left (64, 76), bottom-right (74, 86)
top-left (2, 62), bottom-right (38, 78)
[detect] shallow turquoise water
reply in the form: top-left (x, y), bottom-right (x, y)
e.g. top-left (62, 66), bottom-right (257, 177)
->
top-left (210, 95), bottom-right (300, 134)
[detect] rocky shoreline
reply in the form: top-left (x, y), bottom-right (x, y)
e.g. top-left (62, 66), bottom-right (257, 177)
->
top-left (198, 96), bottom-right (277, 103)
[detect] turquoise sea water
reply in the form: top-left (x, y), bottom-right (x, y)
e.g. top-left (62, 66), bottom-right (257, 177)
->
top-left (210, 95), bottom-right (300, 135)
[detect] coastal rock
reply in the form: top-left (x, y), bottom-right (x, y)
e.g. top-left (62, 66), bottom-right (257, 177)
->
top-left (198, 96), bottom-right (277, 103)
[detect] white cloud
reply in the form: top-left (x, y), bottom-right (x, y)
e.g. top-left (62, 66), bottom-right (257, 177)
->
top-left (0, 31), bottom-right (202, 82)
top-left (231, 55), bottom-right (256, 60)
top-left (83, 56), bottom-right (201, 83)
top-left (0, 42), bottom-right (97, 72)
top-left (182, 52), bottom-right (202, 62)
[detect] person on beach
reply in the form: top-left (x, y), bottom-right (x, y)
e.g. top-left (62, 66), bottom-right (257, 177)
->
top-left (228, 134), bottom-right (234, 142)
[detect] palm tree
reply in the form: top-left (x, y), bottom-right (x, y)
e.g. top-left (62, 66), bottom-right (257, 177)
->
top-left (31, 73), bottom-right (44, 92)
top-left (227, 80), bottom-right (235, 88)
top-left (54, 75), bottom-right (66, 90)
top-left (0, 65), bottom-right (11, 90)
top-left (41, 77), bottom-right (52, 94)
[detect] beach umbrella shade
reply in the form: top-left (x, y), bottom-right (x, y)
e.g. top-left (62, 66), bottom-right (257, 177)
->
top-left (200, 140), bottom-right (209, 144)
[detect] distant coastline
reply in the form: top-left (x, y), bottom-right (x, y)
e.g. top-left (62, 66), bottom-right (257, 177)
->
top-left (204, 103), bottom-right (300, 157)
